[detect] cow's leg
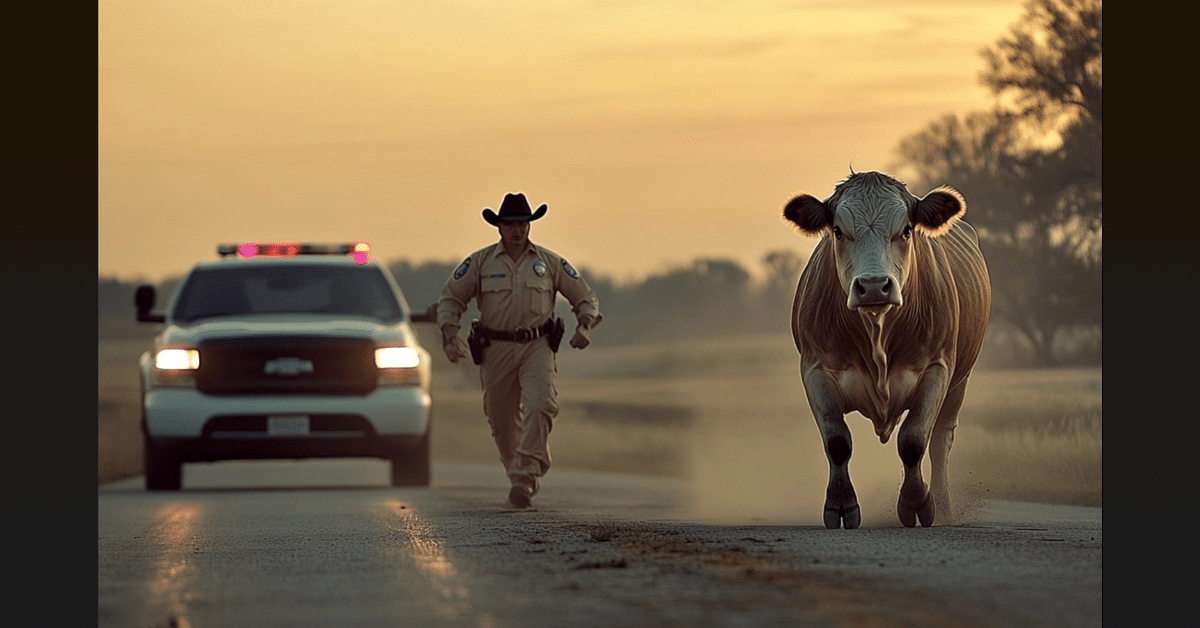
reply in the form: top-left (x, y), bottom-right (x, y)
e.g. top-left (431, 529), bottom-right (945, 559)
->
top-left (822, 420), bottom-right (859, 530)
top-left (896, 365), bottom-right (950, 527)
top-left (802, 368), bottom-right (859, 529)
top-left (929, 380), bottom-right (968, 525)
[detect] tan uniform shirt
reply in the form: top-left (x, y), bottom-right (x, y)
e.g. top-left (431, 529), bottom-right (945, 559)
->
top-left (437, 241), bottom-right (602, 333)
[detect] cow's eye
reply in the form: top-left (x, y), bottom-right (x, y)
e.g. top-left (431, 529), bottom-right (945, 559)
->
top-left (833, 226), bottom-right (843, 241)
top-left (902, 225), bottom-right (913, 241)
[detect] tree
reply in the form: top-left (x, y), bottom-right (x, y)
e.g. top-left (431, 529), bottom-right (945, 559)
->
top-left (757, 249), bottom-right (807, 333)
top-left (629, 258), bottom-right (753, 340)
top-left (760, 250), bottom-right (806, 296)
top-left (981, 0), bottom-right (1101, 269)
top-left (893, 0), bottom-right (1101, 365)
top-left (896, 109), bottom-right (1030, 231)
top-left (387, 259), bottom-right (459, 313)
top-left (898, 114), bottom-right (1100, 365)
top-left (980, 0), bottom-right (1102, 129)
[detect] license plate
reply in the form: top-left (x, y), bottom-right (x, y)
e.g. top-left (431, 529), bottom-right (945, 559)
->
top-left (268, 415), bottom-right (310, 436)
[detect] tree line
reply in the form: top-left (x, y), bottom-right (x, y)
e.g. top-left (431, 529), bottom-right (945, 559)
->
top-left (98, 240), bottom-right (1097, 367)
top-left (97, 250), bottom-right (807, 347)
top-left (389, 252), bottom-right (806, 346)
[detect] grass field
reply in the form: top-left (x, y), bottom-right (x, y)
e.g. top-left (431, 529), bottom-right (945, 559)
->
top-left (99, 333), bottom-right (1101, 515)
top-left (98, 339), bottom-right (151, 485)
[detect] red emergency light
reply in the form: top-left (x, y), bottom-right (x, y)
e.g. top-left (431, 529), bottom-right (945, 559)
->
top-left (217, 242), bottom-right (371, 264)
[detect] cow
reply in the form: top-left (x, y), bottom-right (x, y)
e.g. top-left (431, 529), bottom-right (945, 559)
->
top-left (783, 171), bottom-right (991, 529)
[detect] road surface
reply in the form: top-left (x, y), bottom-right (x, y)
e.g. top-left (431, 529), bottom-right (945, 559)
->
top-left (99, 460), bottom-right (1101, 627)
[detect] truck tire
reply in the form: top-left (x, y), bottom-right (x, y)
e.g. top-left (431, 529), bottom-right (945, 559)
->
top-left (390, 428), bottom-right (431, 488)
top-left (144, 438), bottom-right (182, 491)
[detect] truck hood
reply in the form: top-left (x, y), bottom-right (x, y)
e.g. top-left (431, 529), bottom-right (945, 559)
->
top-left (154, 314), bottom-right (415, 348)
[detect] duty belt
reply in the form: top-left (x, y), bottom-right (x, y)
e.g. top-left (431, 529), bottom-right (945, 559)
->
top-left (477, 318), bottom-right (556, 343)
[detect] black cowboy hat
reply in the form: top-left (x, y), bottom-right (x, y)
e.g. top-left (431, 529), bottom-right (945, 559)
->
top-left (482, 192), bottom-right (547, 226)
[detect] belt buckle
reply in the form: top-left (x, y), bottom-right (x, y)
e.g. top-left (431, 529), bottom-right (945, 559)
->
top-left (514, 327), bottom-right (533, 342)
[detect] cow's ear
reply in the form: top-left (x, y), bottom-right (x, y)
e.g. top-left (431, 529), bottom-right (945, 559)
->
top-left (783, 194), bottom-right (831, 236)
top-left (912, 186), bottom-right (966, 236)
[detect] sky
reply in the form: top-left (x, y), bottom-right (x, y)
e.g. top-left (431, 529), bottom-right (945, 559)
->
top-left (99, 0), bottom-right (1027, 285)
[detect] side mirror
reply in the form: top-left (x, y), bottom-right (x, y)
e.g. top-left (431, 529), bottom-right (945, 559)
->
top-left (409, 303), bottom-right (437, 324)
top-left (135, 285), bottom-right (166, 323)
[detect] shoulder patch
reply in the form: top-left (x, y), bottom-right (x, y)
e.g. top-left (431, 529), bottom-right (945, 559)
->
top-left (562, 260), bottom-right (579, 279)
top-left (453, 257), bottom-right (471, 280)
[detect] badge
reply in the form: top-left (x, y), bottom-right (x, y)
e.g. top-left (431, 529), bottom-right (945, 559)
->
top-left (453, 257), bottom-right (470, 280)
top-left (562, 260), bottom-right (579, 279)
top-left (533, 259), bottom-right (547, 277)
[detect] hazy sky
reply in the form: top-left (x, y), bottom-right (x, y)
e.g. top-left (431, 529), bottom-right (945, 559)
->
top-left (99, 0), bottom-right (1025, 284)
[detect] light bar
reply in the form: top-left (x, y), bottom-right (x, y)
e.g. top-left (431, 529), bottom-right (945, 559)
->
top-left (351, 242), bottom-right (370, 265)
top-left (217, 242), bottom-right (371, 263)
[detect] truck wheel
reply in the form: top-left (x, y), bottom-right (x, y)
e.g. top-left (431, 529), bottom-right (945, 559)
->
top-left (390, 429), bottom-right (431, 488)
top-left (144, 438), bottom-right (182, 491)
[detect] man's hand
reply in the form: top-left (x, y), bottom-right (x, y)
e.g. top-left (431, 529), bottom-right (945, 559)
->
top-left (569, 320), bottom-right (592, 349)
top-left (442, 324), bottom-right (469, 363)
top-left (444, 337), bottom-right (469, 363)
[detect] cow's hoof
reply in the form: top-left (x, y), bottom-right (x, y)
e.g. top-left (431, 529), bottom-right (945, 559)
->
top-left (918, 496), bottom-right (935, 527)
top-left (898, 493), bottom-right (935, 528)
top-left (824, 503), bottom-right (861, 529)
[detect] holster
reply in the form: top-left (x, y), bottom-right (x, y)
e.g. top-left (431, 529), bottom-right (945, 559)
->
top-left (548, 317), bottom-right (565, 353)
top-left (468, 320), bottom-right (490, 365)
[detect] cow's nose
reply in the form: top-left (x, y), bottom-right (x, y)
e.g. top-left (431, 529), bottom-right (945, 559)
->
top-left (853, 276), bottom-right (895, 305)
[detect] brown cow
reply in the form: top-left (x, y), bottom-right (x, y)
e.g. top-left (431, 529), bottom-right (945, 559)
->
top-left (783, 171), bottom-right (991, 528)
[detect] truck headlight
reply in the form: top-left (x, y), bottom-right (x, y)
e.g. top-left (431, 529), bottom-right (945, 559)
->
top-left (376, 346), bottom-right (423, 386)
top-left (375, 347), bottom-right (419, 369)
top-left (150, 348), bottom-right (200, 387)
top-left (155, 348), bottom-right (200, 370)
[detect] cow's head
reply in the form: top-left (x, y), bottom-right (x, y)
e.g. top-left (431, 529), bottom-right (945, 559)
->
top-left (784, 171), bottom-right (965, 316)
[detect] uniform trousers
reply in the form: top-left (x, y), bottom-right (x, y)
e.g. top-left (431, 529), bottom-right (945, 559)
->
top-left (479, 336), bottom-right (558, 494)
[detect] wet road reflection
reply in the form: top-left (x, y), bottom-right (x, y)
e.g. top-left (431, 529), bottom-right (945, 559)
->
top-left (377, 498), bottom-right (497, 627)
top-left (149, 502), bottom-right (202, 628)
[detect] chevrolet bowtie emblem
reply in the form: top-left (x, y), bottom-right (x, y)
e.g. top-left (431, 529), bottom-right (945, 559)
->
top-left (263, 357), bottom-right (314, 376)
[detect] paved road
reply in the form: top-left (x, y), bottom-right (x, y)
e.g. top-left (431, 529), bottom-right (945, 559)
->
top-left (99, 460), bottom-right (1101, 628)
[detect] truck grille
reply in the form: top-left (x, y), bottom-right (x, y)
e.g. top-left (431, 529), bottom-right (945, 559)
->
top-left (203, 414), bottom-right (375, 437)
top-left (195, 336), bottom-right (377, 395)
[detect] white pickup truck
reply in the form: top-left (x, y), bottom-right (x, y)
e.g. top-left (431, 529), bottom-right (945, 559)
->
top-left (135, 242), bottom-right (434, 490)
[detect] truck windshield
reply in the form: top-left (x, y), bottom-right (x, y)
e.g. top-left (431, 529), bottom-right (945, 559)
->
top-left (173, 265), bottom-right (406, 323)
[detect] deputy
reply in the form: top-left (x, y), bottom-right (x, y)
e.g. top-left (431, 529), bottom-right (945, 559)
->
top-left (437, 192), bottom-right (602, 508)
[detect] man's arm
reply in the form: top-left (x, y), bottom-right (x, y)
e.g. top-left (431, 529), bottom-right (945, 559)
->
top-left (436, 255), bottom-right (479, 362)
top-left (554, 256), bottom-right (602, 349)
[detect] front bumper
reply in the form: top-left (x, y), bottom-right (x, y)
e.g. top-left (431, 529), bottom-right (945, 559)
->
top-left (143, 386), bottom-right (431, 438)
top-left (147, 433), bottom-right (427, 464)
top-left (143, 387), bottom-right (431, 464)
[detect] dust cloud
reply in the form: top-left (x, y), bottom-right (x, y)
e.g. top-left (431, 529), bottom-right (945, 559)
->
top-left (553, 335), bottom-right (951, 527)
top-left (676, 365), bottom-right (1101, 523)
top-left (432, 334), bottom-right (1101, 523)
top-left (683, 404), bottom-right (936, 527)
